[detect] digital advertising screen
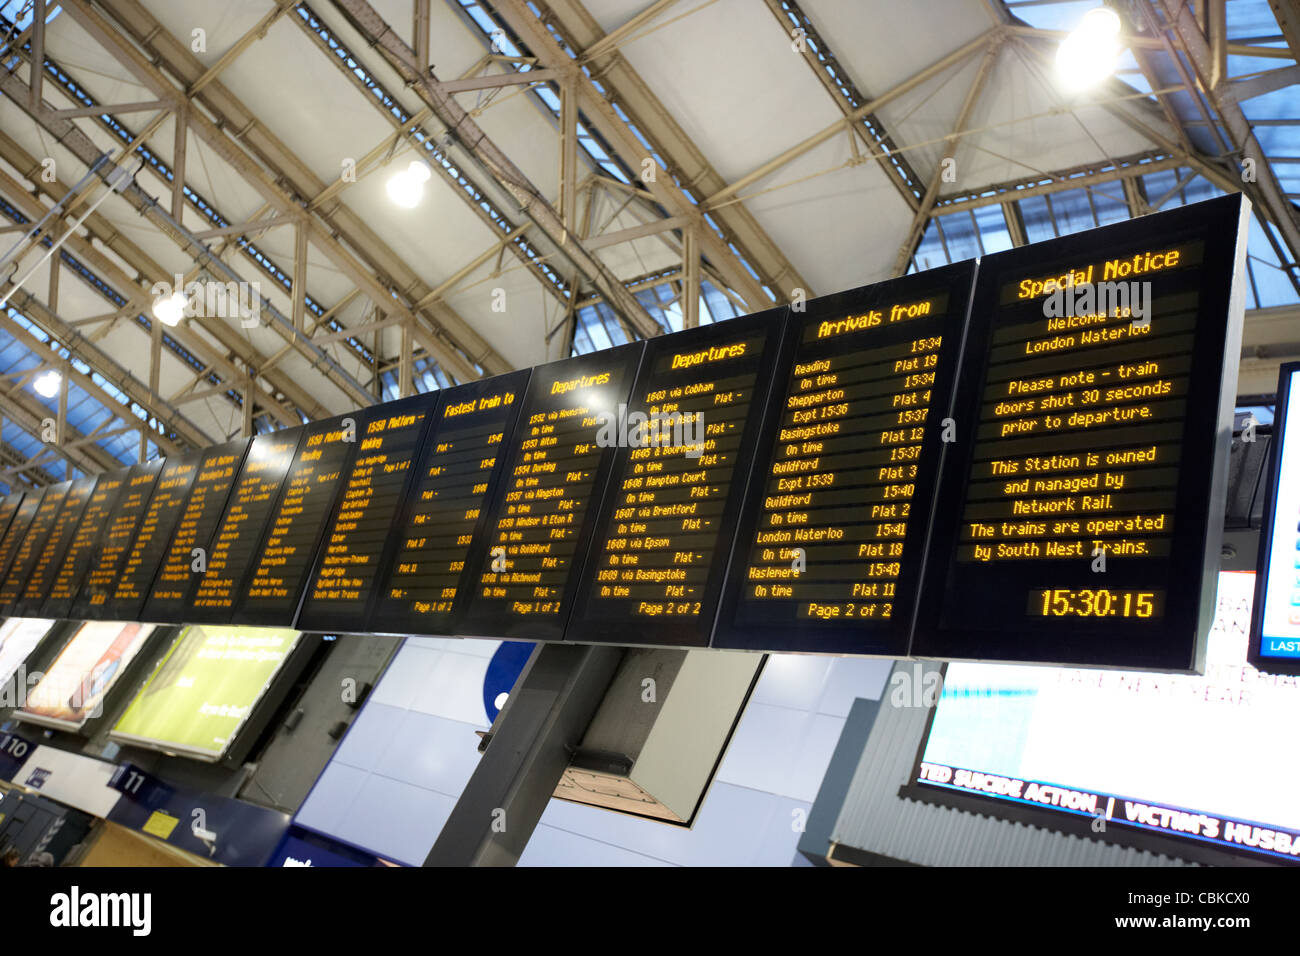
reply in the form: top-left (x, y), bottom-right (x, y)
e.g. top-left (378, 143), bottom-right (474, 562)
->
top-left (69, 460), bottom-right (163, 620)
top-left (295, 393), bottom-right (440, 633)
top-left (1250, 363), bottom-right (1300, 674)
top-left (369, 370), bottom-right (530, 636)
top-left (458, 342), bottom-right (645, 642)
top-left (233, 414), bottom-right (362, 628)
top-left (40, 469), bottom-right (129, 620)
top-left (0, 617), bottom-right (58, 690)
top-left (912, 571), bottom-right (1300, 865)
top-left (10, 475), bottom-right (97, 617)
top-left (111, 624), bottom-right (302, 761)
top-left (913, 194), bottom-right (1249, 670)
top-left (141, 439), bottom-right (248, 623)
top-left (16, 620), bottom-right (155, 731)
top-left (713, 264), bottom-right (974, 655)
top-left (188, 428), bottom-right (303, 623)
top-left (568, 310), bottom-right (785, 647)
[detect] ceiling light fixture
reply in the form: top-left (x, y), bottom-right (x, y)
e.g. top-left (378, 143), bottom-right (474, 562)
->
top-left (1056, 6), bottom-right (1123, 92)
top-left (33, 369), bottom-right (61, 398)
top-left (151, 290), bottom-right (186, 327)
top-left (386, 160), bottom-right (433, 209)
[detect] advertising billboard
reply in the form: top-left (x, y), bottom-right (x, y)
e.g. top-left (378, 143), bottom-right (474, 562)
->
top-left (0, 617), bottom-right (57, 689)
top-left (16, 621), bottom-right (155, 731)
top-left (111, 624), bottom-right (302, 761)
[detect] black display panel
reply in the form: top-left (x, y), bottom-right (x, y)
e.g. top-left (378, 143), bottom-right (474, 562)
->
top-left (295, 393), bottom-right (440, 633)
top-left (0, 481), bottom-right (71, 613)
top-left (0, 489), bottom-right (42, 592)
top-left (69, 460), bottom-right (163, 620)
top-left (140, 439), bottom-right (249, 623)
top-left (912, 194), bottom-right (1249, 670)
top-left (187, 428), bottom-right (304, 623)
top-left (40, 469), bottom-right (129, 619)
top-left (11, 475), bottom-right (97, 617)
top-left (458, 342), bottom-right (645, 642)
top-left (231, 414), bottom-right (361, 627)
top-left (100, 455), bottom-right (200, 621)
top-left (713, 264), bottom-right (976, 655)
top-left (0, 492), bottom-right (24, 559)
top-left (568, 311), bottom-right (786, 647)
top-left (1248, 362), bottom-right (1300, 675)
top-left (369, 370), bottom-right (531, 636)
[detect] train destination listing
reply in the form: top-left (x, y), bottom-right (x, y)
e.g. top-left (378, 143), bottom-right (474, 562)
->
top-left (104, 456), bottom-right (199, 619)
top-left (71, 462), bottom-right (162, 619)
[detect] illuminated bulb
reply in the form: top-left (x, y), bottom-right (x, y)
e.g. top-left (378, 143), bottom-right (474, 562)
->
top-left (494, 692), bottom-right (509, 710)
top-left (386, 161), bottom-right (433, 209)
top-left (151, 290), bottom-right (186, 327)
top-left (33, 369), bottom-right (61, 398)
top-left (1056, 6), bottom-right (1123, 92)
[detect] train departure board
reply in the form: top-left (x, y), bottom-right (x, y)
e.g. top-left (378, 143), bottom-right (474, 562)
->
top-left (140, 439), bottom-right (249, 623)
top-left (187, 428), bottom-right (303, 623)
top-left (11, 476), bottom-right (97, 617)
top-left (568, 312), bottom-right (785, 646)
top-left (0, 481), bottom-right (71, 614)
top-left (369, 370), bottom-right (530, 635)
top-left (231, 414), bottom-right (360, 627)
top-left (0, 490), bottom-right (42, 588)
top-left (0, 492), bottom-right (24, 558)
top-left (458, 343), bottom-right (645, 642)
top-left (40, 469), bottom-right (129, 619)
top-left (295, 393), bottom-right (440, 633)
top-left (713, 264), bottom-right (976, 655)
top-left (912, 193), bottom-right (1249, 670)
top-left (70, 460), bottom-right (163, 620)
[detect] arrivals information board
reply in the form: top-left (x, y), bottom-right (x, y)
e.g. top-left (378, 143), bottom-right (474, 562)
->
top-left (0, 481), bottom-right (71, 614)
top-left (0, 490), bottom-right (43, 596)
top-left (369, 370), bottom-right (530, 636)
top-left (12, 476), bottom-right (97, 617)
top-left (40, 470), bottom-right (127, 619)
top-left (295, 393), bottom-right (440, 633)
top-left (714, 264), bottom-right (975, 655)
top-left (458, 343), bottom-right (644, 642)
top-left (569, 312), bottom-right (785, 647)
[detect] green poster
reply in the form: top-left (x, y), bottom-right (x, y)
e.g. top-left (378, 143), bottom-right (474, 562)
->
top-left (112, 625), bottom-right (300, 761)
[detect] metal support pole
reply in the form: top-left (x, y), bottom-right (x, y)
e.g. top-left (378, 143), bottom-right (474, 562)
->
top-left (424, 642), bottom-right (624, 867)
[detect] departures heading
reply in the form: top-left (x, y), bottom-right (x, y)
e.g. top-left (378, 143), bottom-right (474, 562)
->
top-left (0, 196), bottom-right (1249, 669)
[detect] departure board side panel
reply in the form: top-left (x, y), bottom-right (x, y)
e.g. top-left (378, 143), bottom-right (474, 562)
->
top-left (368, 369), bottom-right (532, 636)
top-left (0, 481), bottom-right (72, 614)
top-left (0, 493), bottom-right (25, 564)
top-left (140, 439), bottom-right (250, 624)
top-left (567, 310), bottom-right (787, 647)
top-left (12, 476), bottom-right (98, 617)
top-left (457, 342), bottom-right (646, 641)
top-left (231, 414), bottom-right (362, 627)
top-left (40, 469), bottom-right (131, 619)
top-left (187, 428), bottom-right (305, 624)
top-left (294, 392), bottom-right (441, 634)
top-left (912, 194), bottom-right (1249, 671)
top-left (69, 460), bottom-right (164, 621)
top-left (0, 490), bottom-right (43, 598)
top-left (713, 264), bottom-right (976, 655)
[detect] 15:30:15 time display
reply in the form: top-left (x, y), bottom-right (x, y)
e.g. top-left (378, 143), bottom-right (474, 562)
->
top-left (1028, 588), bottom-right (1164, 618)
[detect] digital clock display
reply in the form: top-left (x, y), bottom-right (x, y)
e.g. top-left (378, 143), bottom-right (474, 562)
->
top-left (1028, 588), bottom-right (1163, 618)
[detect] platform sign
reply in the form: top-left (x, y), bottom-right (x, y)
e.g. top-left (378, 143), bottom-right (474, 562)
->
top-left (187, 429), bottom-right (303, 624)
top-left (295, 393), bottom-right (440, 634)
top-left (369, 370), bottom-right (530, 636)
top-left (69, 461), bottom-right (164, 621)
top-left (569, 311), bottom-right (785, 647)
top-left (456, 343), bottom-right (644, 642)
top-left (100, 456), bottom-right (199, 621)
top-left (140, 439), bottom-right (248, 624)
top-left (0, 481), bottom-right (71, 615)
top-left (11, 476), bottom-right (97, 617)
top-left (40, 469), bottom-right (129, 620)
top-left (1249, 362), bottom-right (1300, 674)
top-left (911, 193), bottom-right (1249, 670)
top-left (231, 415), bottom-right (362, 628)
top-left (713, 265), bottom-right (974, 654)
